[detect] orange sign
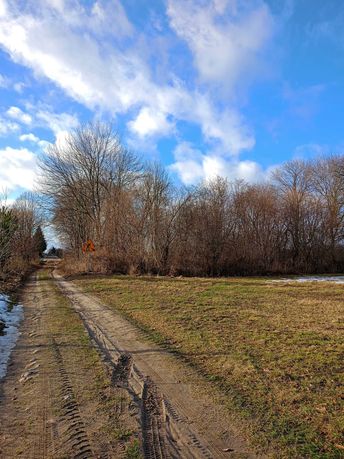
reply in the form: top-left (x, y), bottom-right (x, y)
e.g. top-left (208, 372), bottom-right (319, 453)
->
top-left (82, 239), bottom-right (95, 253)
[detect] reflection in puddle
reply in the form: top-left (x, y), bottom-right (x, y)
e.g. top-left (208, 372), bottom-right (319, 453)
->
top-left (0, 293), bottom-right (23, 379)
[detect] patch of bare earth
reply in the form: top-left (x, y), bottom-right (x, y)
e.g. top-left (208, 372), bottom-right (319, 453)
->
top-left (0, 269), bottom-right (139, 459)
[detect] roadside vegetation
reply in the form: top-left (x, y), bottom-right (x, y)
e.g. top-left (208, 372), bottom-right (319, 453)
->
top-left (39, 121), bottom-right (344, 277)
top-left (73, 274), bottom-right (344, 458)
top-left (0, 193), bottom-right (46, 292)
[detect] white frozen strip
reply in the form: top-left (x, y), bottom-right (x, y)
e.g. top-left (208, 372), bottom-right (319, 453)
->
top-left (0, 294), bottom-right (23, 379)
top-left (268, 276), bottom-right (344, 284)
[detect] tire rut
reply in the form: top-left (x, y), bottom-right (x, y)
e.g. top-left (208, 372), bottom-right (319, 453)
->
top-left (68, 297), bottom-right (170, 458)
top-left (31, 274), bottom-right (50, 459)
top-left (51, 338), bottom-right (93, 459)
top-left (142, 377), bottom-right (167, 459)
top-left (71, 299), bottom-right (217, 458)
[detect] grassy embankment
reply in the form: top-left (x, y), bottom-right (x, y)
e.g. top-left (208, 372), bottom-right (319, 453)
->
top-left (40, 269), bottom-right (141, 458)
top-left (73, 275), bottom-right (344, 458)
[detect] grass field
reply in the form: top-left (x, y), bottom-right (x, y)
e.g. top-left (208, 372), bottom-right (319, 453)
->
top-left (73, 275), bottom-right (344, 458)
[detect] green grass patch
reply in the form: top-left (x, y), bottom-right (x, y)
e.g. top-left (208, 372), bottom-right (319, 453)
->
top-left (125, 439), bottom-right (142, 459)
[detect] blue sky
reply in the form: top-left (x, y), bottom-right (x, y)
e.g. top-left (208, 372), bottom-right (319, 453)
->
top-left (1, 0), bottom-right (344, 200)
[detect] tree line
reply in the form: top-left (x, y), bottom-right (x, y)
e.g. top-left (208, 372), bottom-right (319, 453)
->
top-left (39, 122), bottom-right (344, 276)
top-left (0, 193), bottom-right (46, 282)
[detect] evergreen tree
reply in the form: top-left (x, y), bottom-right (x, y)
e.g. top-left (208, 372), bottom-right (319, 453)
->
top-left (33, 226), bottom-right (47, 257)
top-left (0, 206), bottom-right (17, 267)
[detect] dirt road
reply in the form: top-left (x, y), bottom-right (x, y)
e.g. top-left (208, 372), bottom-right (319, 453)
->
top-left (0, 269), bottom-right (139, 459)
top-left (0, 268), bottom-right (258, 458)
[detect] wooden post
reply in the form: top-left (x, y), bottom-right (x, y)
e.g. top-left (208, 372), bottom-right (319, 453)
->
top-left (87, 251), bottom-right (91, 273)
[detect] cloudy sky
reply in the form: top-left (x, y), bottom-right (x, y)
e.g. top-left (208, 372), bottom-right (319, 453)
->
top-left (1, 0), bottom-right (344, 199)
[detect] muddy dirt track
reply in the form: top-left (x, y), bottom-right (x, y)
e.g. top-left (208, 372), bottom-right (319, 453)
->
top-left (0, 267), bottom-right (259, 459)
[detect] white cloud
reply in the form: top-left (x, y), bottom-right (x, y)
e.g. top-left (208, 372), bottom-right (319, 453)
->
top-left (0, 0), bottom-right (7, 18)
top-left (0, 0), bottom-right (262, 155)
top-left (4, 104), bottom-right (71, 150)
top-left (169, 142), bottom-right (204, 184)
top-left (35, 109), bottom-right (78, 135)
top-left (44, 0), bottom-right (66, 13)
top-left (54, 130), bottom-right (70, 150)
top-left (34, 109), bottom-right (78, 150)
top-left (0, 147), bottom-right (37, 191)
top-left (170, 141), bottom-right (266, 185)
top-left (13, 81), bottom-right (27, 92)
top-left (6, 106), bottom-right (32, 125)
top-left (191, 95), bottom-right (255, 152)
top-left (90, 0), bottom-right (133, 37)
top-left (128, 107), bottom-right (174, 137)
top-left (19, 131), bottom-right (51, 150)
top-left (167, 0), bottom-right (274, 87)
top-left (170, 159), bottom-right (204, 185)
top-left (11, 105), bottom-right (78, 150)
top-left (9, 104), bottom-right (79, 147)
top-left (0, 73), bottom-right (28, 92)
top-left (19, 132), bottom-right (39, 142)
top-left (203, 156), bottom-right (264, 182)
top-left (38, 139), bottom-right (52, 151)
top-left (0, 2), bottom-right (147, 112)
top-left (0, 117), bottom-right (19, 136)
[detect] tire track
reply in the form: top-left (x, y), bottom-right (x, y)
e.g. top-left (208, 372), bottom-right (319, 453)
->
top-left (68, 293), bottom-right (217, 458)
top-left (142, 377), bottom-right (168, 459)
top-left (1, 268), bottom-right (136, 459)
top-left (51, 338), bottom-right (93, 459)
top-left (30, 273), bottom-right (49, 459)
top-left (68, 295), bottom-right (169, 458)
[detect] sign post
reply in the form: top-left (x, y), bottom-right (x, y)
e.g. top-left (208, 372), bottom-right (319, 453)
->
top-left (82, 239), bottom-right (95, 272)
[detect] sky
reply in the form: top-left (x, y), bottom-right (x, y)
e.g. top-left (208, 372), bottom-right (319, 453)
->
top-left (1, 0), bottom-right (344, 201)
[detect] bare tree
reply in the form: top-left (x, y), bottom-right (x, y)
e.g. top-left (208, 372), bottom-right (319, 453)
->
top-left (0, 192), bottom-right (43, 279)
top-left (39, 122), bottom-right (141, 253)
top-left (37, 122), bottom-right (344, 276)
top-left (273, 160), bottom-right (315, 270)
top-left (311, 156), bottom-right (344, 269)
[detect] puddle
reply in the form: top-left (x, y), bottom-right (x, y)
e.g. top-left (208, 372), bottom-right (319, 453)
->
top-left (268, 276), bottom-right (344, 284)
top-left (0, 293), bottom-right (23, 379)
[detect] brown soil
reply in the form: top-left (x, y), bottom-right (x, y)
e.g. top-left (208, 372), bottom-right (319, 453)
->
top-left (0, 268), bottom-right (139, 459)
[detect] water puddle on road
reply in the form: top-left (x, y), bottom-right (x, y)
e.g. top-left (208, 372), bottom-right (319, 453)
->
top-left (0, 293), bottom-right (23, 379)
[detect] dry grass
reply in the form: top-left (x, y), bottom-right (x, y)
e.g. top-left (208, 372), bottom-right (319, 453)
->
top-left (73, 274), bottom-right (344, 458)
